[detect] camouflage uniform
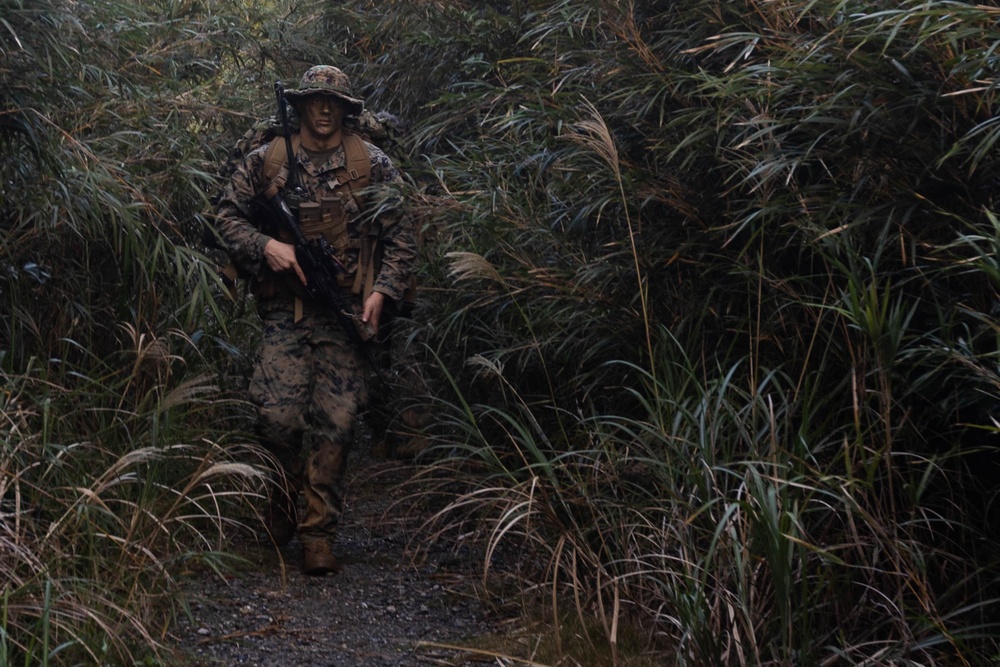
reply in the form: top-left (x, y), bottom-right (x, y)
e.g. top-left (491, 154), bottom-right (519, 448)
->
top-left (215, 67), bottom-right (417, 552)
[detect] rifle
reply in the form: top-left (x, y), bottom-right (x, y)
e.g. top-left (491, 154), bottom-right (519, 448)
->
top-left (264, 82), bottom-right (379, 356)
top-left (275, 81), bottom-right (306, 203)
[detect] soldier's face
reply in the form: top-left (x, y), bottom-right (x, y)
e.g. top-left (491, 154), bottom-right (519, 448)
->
top-left (300, 95), bottom-right (345, 140)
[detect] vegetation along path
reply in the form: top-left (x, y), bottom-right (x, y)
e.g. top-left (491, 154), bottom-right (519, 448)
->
top-left (171, 449), bottom-right (510, 667)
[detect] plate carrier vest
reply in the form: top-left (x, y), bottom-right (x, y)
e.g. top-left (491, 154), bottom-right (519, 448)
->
top-left (251, 130), bottom-right (380, 313)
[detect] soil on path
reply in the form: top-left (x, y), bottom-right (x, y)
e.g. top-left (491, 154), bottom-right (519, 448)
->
top-left (171, 450), bottom-right (504, 667)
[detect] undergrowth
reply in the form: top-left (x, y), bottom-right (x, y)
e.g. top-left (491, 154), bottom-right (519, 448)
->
top-left (3, 0), bottom-right (1000, 664)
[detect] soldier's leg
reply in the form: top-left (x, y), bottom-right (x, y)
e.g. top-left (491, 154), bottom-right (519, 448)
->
top-left (297, 334), bottom-right (368, 574)
top-left (249, 310), bottom-right (311, 544)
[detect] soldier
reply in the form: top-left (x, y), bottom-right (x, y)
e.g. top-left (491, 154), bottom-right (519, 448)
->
top-left (215, 65), bottom-right (417, 575)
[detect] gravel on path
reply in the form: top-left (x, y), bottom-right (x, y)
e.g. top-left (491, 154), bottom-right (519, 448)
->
top-left (170, 452), bottom-right (504, 667)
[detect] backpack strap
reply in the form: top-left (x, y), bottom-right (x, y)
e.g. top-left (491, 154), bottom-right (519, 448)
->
top-left (339, 131), bottom-right (371, 209)
top-left (261, 133), bottom-right (301, 199)
top-left (352, 231), bottom-right (379, 300)
top-left (260, 131), bottom-right (366, 202)
top-left (336, 131), bottom-right (378, 300)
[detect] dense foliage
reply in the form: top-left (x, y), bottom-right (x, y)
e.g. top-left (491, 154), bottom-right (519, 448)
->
top-left (2, 0), bottom-right (999, 664)
top-left (0, 0), bottom-right (309, 662)
top-left (326, 1), bottom-right (1000, 663)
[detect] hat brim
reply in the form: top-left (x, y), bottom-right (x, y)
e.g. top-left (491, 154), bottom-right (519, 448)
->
top-left (286, 89), bottom-right (364, 115)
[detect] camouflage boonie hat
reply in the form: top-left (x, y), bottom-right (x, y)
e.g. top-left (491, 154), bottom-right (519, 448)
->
top-left (284, 65), bottom-right (364, 115)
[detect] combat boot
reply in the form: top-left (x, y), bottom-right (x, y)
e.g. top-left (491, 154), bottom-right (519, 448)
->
top-left (302, 540), bottom-right (339, 576)
top-left (263, 484), bottom-right (297, 547)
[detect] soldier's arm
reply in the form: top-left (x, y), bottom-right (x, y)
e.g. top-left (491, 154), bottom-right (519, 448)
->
top-left (215, 148), bottom-right (287, 279)
top-left (366, 146), bottom-right (417, 303)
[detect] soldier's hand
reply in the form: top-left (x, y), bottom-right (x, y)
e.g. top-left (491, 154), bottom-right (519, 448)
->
top-left (264, 239), bottom-right (307, 286)
top-left (362, 291), bottom-right (386, 336)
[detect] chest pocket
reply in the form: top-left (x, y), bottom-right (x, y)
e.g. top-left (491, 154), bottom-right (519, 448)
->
top-left (263, 130), bottom-right (371, 244)
top-left (298, 198), bottom-right (347, 256)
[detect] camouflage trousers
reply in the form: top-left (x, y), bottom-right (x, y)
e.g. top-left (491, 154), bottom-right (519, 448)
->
top-left (249, 299), bottom-right (370, 543)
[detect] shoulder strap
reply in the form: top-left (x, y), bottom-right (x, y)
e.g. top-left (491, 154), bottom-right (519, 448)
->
top-left (261, 133), bottom-right (301, 199)
top-left (338, 131), bottom-right (378, 300)
top-left (261, 132), bottom-right (368, 201)
top-left (339, 130), bottom-right (371, 206)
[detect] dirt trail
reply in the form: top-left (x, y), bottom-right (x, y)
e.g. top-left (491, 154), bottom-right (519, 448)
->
top-left (172, 451), bottom-right (501, 666)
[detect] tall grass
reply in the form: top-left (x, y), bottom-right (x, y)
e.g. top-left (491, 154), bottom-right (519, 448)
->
top-left (0, 0), bottom-right (333, 662)
top-left (4, 0), bottom-right (1000, 663)
top-left (0, 348), bottom-right (270, 663)
top-left (335, 0), bottom-right (1000, 663)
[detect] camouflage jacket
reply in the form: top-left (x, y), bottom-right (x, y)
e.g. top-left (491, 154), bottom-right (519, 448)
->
top-left (215, 135), bottom-right (416, 304)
